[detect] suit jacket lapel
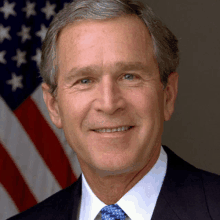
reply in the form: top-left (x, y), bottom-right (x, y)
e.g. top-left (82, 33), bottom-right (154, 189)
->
top-left (151, 193), bottom-right (180, 220)
top-left (70, 175), bottom-right (82, 220)
top-left (152, 146), bottom-right (211, 220)
top-left (53, 175), bottom-right (82, 220)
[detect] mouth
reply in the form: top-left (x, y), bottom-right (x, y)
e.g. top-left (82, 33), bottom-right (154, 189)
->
top-left (92, 126), bottom-right (134, 133)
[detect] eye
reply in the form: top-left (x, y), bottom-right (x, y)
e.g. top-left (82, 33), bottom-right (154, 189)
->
top-left (79, 78), bottom-right (92, 84)
top-left (123, 74), bottom-right (139, 81)
top-left (73, 78), bottom-right (93, 87)
top-left (124, 74), bottom-right (133, 80)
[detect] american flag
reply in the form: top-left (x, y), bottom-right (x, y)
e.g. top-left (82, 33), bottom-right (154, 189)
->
top-left (0, 1), bottom-right (82, 219)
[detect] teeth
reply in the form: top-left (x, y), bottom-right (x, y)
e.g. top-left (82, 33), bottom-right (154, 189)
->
top-left (95, 126), bottom-right (131, 133)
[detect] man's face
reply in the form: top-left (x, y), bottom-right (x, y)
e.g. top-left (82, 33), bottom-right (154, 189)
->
top-left (43, 15), bottom-right (177, 176)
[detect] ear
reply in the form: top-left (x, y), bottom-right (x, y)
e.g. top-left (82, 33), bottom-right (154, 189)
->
top-left (41, 83), bottom-right (63, 129)
top-left (163, 72), bottom-right (179, 121)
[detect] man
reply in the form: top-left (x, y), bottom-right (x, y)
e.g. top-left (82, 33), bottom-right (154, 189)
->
top-left (8, 0), bottom-right (220, 219)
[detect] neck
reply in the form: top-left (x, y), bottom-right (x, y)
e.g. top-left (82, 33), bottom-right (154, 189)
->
top-left (79, 147), bottom-right (161, 205)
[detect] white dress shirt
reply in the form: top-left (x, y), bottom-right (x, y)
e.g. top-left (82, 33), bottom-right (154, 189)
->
top-left (78, 146), bottom-right (167, 220)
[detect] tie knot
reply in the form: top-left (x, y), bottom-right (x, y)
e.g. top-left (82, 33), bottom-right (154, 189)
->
top-left (101, 204), bottom-right (127, 220)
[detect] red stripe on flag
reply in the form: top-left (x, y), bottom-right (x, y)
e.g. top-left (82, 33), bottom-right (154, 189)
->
top-left (14, 97), bottom-right (77, 188)
top-left (0, 141), bottom-right (37, 212)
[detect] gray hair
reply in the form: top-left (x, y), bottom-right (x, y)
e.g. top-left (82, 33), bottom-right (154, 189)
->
top-left (40, 0), bottom-right (179, 96)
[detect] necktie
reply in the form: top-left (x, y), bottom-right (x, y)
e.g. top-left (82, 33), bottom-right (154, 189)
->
top-left (101, 204), bottom-right (127, 220)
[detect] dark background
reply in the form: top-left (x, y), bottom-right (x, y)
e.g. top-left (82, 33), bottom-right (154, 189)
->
top-left (140, 0), bottom-right (220, 174)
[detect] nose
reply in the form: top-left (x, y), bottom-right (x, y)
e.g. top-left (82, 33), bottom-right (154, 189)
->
top-left (94, 76), bottom-right (126, 115)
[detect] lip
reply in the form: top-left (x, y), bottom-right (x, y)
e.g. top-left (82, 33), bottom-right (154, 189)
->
top-left (91, 126), bottom-right (135, 137)
top-left (91, 125), bottom-right (133, 130)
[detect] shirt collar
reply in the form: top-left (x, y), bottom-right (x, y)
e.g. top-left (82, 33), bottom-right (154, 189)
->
top-left (79, 173), bottom-right (106, 220)
top-left (79, 146), bottom-right (167, 220)
top-left (117, 146), bottom-right (167, 220)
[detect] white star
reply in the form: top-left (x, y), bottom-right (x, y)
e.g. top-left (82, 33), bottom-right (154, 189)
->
top-left (0, 0), bottom-right (16, 19)
top-left (0, 51), bottom-right (7, 64)
top-left (32, 48), bottom-right (41, 67)
top-left (6, 73), bottom-right (23, 92)
top-left (41, 1), bottom-right (56, 20)
top-left (63, 3), bottom-right (69, 8)
top-left (17, 25), bottom-right (31, 43)
top-left (36, 24), bottom-right (48, 42)
top-left (22, 1), bottom-right (36, 18)
top-left (12, 49), bottom-right (27, 67)
top-left (0, 24), bottom-right (11, 43)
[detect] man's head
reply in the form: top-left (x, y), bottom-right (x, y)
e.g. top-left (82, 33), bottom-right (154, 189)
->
top-left (41, 0), bottom-right (179, 177)
top-left (40, 0), bottom-right (179, 96)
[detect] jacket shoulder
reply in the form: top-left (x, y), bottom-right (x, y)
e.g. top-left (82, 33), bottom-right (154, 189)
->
top-left (162, 145), bottom-right (220, 219)
top-left (201, 170), bottom-right (220, 218)
top-left (7, 176), bottom-right (82, 220)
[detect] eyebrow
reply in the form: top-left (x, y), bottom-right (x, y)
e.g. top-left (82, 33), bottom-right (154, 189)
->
top-left (64, 61), bottom-right (151, 81)
top-left (114, 61), bottom-right (150, 72)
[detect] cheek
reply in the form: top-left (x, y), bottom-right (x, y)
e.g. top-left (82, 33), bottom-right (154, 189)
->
top-left (127, 88), bottom-right (160, 118)
top-left (58, 92), bottom-right (92, 131)
top-left (127, 87), bottom-right (164, 138)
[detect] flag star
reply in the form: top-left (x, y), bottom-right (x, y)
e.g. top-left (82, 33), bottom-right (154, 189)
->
top-left (32, 48), bottom-right (41, 67)
top-left (0, 0), bottom-right (16, 19)
top-left (12, 49), bottom-right (27, 67)
top-left (0, 24), bottom-right (11, 43)
top-left (41, 1), bottom-right (56, 20)
top-left (22, 1), bottom-right (36, 18)
top-left (17, 25), bottom-right (31, 43)
top-left (36, 24), bottom-right (48, 42)
top-left (6, 73), bottom-right (23, 92)
top-left (63, 3), bottom-right (69, 8)
top-left (0, 51), bottom-right (7, 64)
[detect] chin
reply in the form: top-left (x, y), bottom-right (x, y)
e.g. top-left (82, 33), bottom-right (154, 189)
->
top-left (91, 154), bottom-right (141, 177)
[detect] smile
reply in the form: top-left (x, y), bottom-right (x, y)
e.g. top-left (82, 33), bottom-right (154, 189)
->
top-left (94, 126), bottom-right (133, 133)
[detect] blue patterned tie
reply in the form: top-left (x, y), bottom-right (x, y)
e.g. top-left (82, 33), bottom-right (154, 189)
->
top-left (101, 204), bottom-right (127, 220)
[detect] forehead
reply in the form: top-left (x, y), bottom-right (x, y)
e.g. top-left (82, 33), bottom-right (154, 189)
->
top-left (56, 15), bottom-right (156, 76)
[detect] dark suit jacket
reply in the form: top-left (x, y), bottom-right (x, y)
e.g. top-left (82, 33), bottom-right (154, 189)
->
top-left (8, 146), bottom-right (220, 220)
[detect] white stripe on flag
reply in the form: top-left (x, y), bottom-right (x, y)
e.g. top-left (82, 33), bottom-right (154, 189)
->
top-left (0, 96), bottom-right (61, 202)
top-left (0, 183), bottom-right (19, 220)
